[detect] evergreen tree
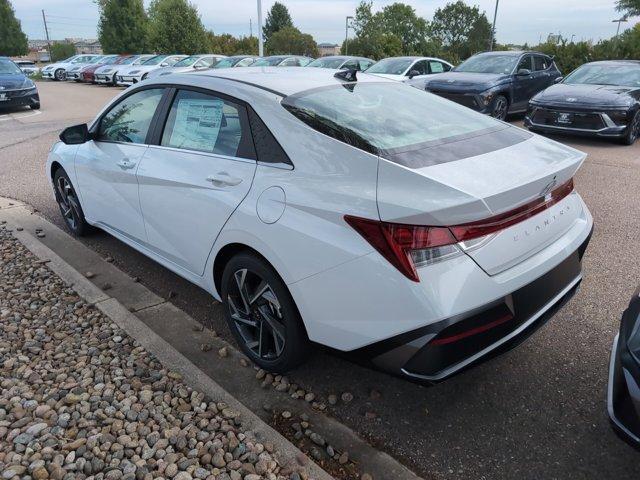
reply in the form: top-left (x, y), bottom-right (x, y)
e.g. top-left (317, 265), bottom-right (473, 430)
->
top-left (0, 0), bottom-right (28, 56)
top-left (147, 0), bottom-right (208, 54)
top-left (98, 0), bottom-right (148, 53)
top-left (263, 2), bottom-right (293, 44)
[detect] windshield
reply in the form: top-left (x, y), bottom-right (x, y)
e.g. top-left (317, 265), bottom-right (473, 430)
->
top-left (307, 58), bottom-right (346, 69)
top-left (282, 82), bottom-right (498, 155)
top-left (563, 63), bottom-right (640, 87)
top-left (214, 58), bottom-right (239, 68)
top-left (87, 56), bottom-right (105, 64)
top-left (455, 55), bottom-right (517, 74)
top-left (142, 55), bottom-right (167, 66)
top-left (173, 56), bottom-right (199, 67)
top-left (366, 58), bottom-right (413, 75)
top-left (16, 61), bottom-right (35, 66)
top-left (101, 56), bottom-right (119, 65)
top-left (0, 59), bottom-right (22, 75)
top-left (252, 57), bottom-right (284, 66)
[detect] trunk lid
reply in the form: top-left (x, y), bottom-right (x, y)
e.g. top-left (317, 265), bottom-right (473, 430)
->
top-left (376, 131), bottom-right (586, 275)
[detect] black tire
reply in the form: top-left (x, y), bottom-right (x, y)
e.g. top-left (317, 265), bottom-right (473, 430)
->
top-left (54, 69), bottom-right (65, 81)
top-left (30, 102), bottom-right (40, 110)
top-left (621, 110), bottom-right (640, 145)
top-left (491, 95), bottom-right (509, 121)
top-left (221, 252), bottom-right (309, 372)
top-left (53, 168), bottom-right (91, 236)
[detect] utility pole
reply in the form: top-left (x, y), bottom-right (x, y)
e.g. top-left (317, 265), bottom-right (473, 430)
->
top-left (42, 10), bottom-right (52, 62)
top-left (489, 0), bottom-right (499, 51)
top-left (250, 19), bottom-right (253, 38)
top-left (345, 16), bottom-right (353, 55)
top-left (257, 0), bottom-right (264, 56)
top-left (613, 17), bottom-right (628, 39)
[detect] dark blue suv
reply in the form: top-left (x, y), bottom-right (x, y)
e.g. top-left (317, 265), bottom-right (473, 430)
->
top-left (409, 51), bottom-right (561, 120)
top-left (0, 56), bottom-right (40, 110)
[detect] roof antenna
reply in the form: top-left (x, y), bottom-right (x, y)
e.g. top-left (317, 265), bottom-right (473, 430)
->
top-left (334, 68), bottom-right (357, 82)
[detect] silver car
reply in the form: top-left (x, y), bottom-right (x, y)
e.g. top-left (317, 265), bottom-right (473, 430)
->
top-left (146, 54), bottom-right (226, 79)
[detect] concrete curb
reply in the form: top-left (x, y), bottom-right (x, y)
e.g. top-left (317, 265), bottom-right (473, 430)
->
top-left (2, 211), bottom-right (333, 480)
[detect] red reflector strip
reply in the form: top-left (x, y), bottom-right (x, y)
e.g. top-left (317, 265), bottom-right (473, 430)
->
top-left (449, 178), bottom-right (574, 242)
top-left (430, 313), bottom-right (514, 346)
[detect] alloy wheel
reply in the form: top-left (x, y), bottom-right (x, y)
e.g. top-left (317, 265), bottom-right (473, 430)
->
top-left (55, 69), bottom-right (66, 81)
top-left (226, 268), bottom-right (286, 360)
top-left (629, 113), bottom-right (640, 143)
top-left (56, 176), bottom-right (80, 231)
top-left (492, 96), bottom-right (508, 121)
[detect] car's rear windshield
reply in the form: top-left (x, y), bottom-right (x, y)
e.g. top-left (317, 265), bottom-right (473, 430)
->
top-left (282, 82), bottom-right (501, 156)
top-left (563, 63), bottom-right (640, 87)
top-left (366, 58), bottom-right (412, 75)
top-left (455, 55), bottom-right (517, 74)
top-left (307, 58), bottom-right (346, 69)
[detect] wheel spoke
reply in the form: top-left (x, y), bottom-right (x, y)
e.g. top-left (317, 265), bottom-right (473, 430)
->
top-left (260, 307), bottom-right (286, 357)
top-left (233, 269), bottom-right (250, 313)
top-left (248, 280), bottom-right (269, 305)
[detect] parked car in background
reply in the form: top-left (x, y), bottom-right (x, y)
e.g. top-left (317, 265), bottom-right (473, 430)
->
top-left (306, 55), bottom-right (375, 71)
top-left (48, 68), bottom-right (592, 379)
top-left (411, 51), bottom-right (560, 121)
top-left (66, 55), bottom-right (111, 82)
top-left (41, 54), bottom-right (103, 81)
top-left (525, 60), bottom-right (640, 145)
top-left (608, 286), bottom-right (640, 449)
top-left (81, 55), bottom-right (129, 84)
top-left (116, 54), bottom-right (187, 86)
top-left (0, 57), bottom-right (39, 110)
top-left (213, 55), bottom-right (258, 68)
top-left (366, 56), bottom-right (453, 82)
top-left (250, 55), bottom-right (313, 67)
top-left (14, 60), bottom-right (40, 76)
top-left (95, 55), bottom-right (154, 86)
top-left (146, 54), bottom-right (226, 79)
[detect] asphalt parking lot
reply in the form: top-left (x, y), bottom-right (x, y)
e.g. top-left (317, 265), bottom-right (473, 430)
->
top-left (1, 80), bottom-right (638, 479)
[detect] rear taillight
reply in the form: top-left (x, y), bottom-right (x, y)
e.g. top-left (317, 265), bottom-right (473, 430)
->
top-left (345, 178), bottom-right (575, 282)
top-left (344, 216), bottom-right (459, 282)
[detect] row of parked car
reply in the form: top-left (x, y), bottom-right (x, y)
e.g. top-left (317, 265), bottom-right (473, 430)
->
top-left (12, 49), bottom-right (640, 145)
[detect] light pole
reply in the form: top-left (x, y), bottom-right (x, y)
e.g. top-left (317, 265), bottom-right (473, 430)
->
top-left (613, 16), bottom-right (628, 39)
top-left (570, 34), bottom-right (575, 43)
top-left (257, 0), bottom-right (264, 57)
top-left (345, 16), bottom-right (353, 55)
top-left (489, 0), bottom-right (499, 51)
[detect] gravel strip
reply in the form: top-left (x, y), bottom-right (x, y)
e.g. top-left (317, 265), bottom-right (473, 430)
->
top-left (0, 227), bottom-right (309, 480)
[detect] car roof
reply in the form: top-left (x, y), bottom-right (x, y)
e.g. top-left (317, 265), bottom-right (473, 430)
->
top-left (187, 66), bottom-right (396, 96)
top-left (476, 50), bottom-right (548, 56)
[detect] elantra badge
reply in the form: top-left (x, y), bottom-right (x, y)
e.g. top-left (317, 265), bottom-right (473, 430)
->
top-left (447, 79), bottom-right (455, 83)
top-left (566, 97), bottom-right (577, 102)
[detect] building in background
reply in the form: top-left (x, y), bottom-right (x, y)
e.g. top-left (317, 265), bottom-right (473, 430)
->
top-left (317, 42), bottom-right (340, 56)
top-left (72, 39), bottom-right (103, 54)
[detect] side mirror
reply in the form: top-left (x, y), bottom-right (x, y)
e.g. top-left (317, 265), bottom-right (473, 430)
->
top-left (160, 62), bottom-right (169, 67)
top-left (60, 124), bottom-right (90, 145)
top-left (554, 76), bottom-right (564, 84)
top-left (407, 69), bottom-right (421, 79)
top-left (516, 68), bottom-right (532, 76)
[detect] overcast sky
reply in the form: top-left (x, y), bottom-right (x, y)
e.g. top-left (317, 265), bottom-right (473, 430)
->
top-left (14, 0), bottom-right (637, 46)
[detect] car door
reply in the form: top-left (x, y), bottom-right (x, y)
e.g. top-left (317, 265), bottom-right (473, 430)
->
top-left (511, 55), bottom-right (537, 111)
top-left (136, 88), bottom-right (257, 275)
top-left (74, 87), bottom-right (166, 242)
top-left (533, 55), bottom-right (555, 90)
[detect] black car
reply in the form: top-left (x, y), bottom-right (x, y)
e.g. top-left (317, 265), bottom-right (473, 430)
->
top-left (409, 51), bottom-right (561, 120)
top-left (608, 287), bottom-right (640, 449)
top-left (525, 60), bottom-right (640, 145)
top-left (0, 57), bottom-right (40, 110)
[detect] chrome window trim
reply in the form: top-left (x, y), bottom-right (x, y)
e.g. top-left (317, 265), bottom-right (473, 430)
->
top-left (145, 144), bottom-right (256, 165)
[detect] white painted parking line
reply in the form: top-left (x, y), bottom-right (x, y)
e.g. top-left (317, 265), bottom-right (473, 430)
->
top-left (0, 110), bottom-right (42, 122)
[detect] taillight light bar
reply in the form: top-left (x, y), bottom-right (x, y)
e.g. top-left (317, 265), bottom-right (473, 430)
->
top-left (345, 178), bottom-right (575, 282)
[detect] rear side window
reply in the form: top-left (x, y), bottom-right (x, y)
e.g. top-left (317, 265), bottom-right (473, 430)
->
top-left (534, 56), bottom-right (550, 71)
top-left (410, 60), bottom-right (429, 75)
top-left (429, 61), bottom-right (446, 73)
top-left (98, 88), bottom-right (164, 144)
top-left (161, 89), bottom-right (255, 159)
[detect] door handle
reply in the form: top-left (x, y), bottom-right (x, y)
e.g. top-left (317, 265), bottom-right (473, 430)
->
top-left (117, 158), bottom-right (135, 170)
top-left (206, 172), bottom-right (243, 187)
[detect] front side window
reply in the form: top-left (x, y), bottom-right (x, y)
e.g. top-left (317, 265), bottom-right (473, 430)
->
top-left (98, 88), bottom-right (164, 144)
top-left (367, 58), bottom-right (413, 75)
top-left (252, 57), bottom-right (285, 67)
top-left (161, 90), bottom-right (249, 158)
top-left (282, 82), bottom-right (499, 156)
top-left (516, 55), bottom-right (533, 72)
top-left (308, 57), bottom-right (346, 69)
top-left (237, 57), bottom-right (255, 67)
top-left (142, 55), bottom-right (168, 66)
top-left (533, 56), bottom-right (550, 71)
top-left (429, 61), bottom-right (448, 73)
top-left (173, 56), bottom-right (199, 67)
top-left (359, 60), bottom-right (374, 71)
top-left (455, 54), bottom-right (518, 74)
top-left (281, 57), bottom-right (300, 66)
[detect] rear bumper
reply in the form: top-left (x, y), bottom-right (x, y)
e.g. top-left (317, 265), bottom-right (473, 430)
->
top-left (607, 293), bottom-right (640, 449)
top-left (355, 232), bottom-right (590, 382)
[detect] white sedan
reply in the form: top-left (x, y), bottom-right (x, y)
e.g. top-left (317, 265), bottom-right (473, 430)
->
top-left (47, 68), bottom-right (593, 380)
top-left (41, 54), bottom-right (102, 81)
top-left (115, 55), bottom-right (186, 86)
top-left (366, 56), bottom-right (453, 81)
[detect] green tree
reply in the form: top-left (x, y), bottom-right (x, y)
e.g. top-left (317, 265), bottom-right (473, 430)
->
top-left (265, 26), bottom-right (318, 57)
top-left (50, 42), bottom-right (76, 62)
top-left (429, 1), bottom-right (492, 63)
top-left (207, 32), bottom-right (258, 55)
top-left (0, 0), bottom-right (28, 56)
top-left (263, 2), bottom-right (293, 44)
top-left (616, 0), bottom-right (640, 16)
top-left (147, 0), bottom-right (208, 54)
top-left (98, 0), bottom-right (148, 53)
top-left (378, 3), bottom-right (430, 55)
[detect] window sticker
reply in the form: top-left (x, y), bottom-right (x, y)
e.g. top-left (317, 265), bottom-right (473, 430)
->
top-left (168, 98), bottom-right (224, 152)
top-left (430, 62), bottom-right (444, 73)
